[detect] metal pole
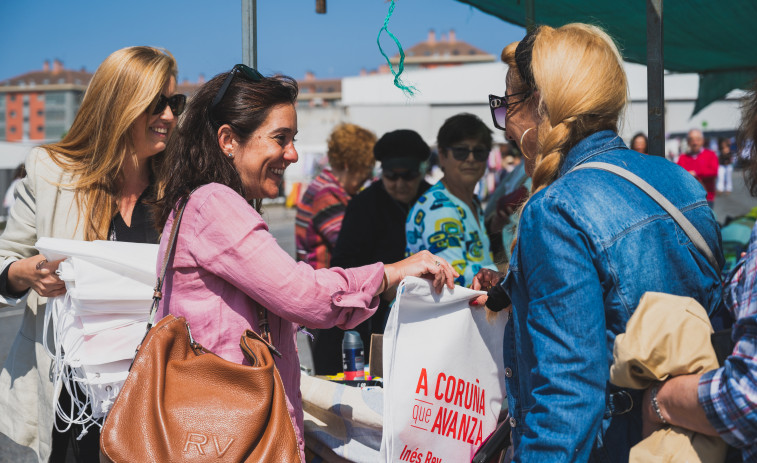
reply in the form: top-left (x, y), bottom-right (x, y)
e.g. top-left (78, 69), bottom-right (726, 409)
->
top-left (525, 0), bottom-right (535, 33)
top-left (242, 0), bottom-right (257, 68)
top-left (646, 0), bottom-right (664, 157)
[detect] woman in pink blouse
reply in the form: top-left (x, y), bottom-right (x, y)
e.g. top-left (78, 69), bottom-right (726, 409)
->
top-left (153, 64), bottom-right (458, 460)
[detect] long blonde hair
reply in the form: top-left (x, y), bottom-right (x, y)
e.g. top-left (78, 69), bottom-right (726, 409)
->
top-left (529, 24), bottom-right (628, 195)
top-left (41, 46), bottom-right (178, 240)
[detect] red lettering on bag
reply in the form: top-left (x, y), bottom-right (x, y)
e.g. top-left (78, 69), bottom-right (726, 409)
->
top-left (444, 375), bottom-right (456, 402)
top-left (430, 406), bottom-right (445, 434)
top-left (454, 378), bottom-right (465, 406)
top-left (445, 410), bottom-right (458, 437)
top-left (457, 413), bottom-right (469, 440)
top-left (434, 373), bottom-right (446, 400)
top-left (467, 418), bottom-right (478, 444)
top-left (415, 368), bottom-right (428, 396)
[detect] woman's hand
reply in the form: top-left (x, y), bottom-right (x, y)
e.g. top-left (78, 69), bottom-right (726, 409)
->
top-left (382, 251), bottom-right (458, 294)
top-left (7, 255), bottom-right (66, 297)
top-left (471, 268), bottom-right (504, 291)
top-left (470, 268), bottom-right (507, 308)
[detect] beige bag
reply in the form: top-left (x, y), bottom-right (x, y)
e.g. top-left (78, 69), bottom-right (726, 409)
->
top-left (611, 292), bottom-right (727, 463)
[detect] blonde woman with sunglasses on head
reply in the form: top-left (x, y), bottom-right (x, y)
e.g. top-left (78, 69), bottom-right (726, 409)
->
top-left (0, 46), bottom-right (184, 462)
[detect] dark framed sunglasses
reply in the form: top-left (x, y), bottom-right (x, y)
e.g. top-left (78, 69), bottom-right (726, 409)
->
top-left (383, 169), bottom-right (421, 181)
top-left (209, 64), bottom-right (264, 126)
top-left (488, 90), bottom-right (532, 131)
top-left (448, 146), bottom-right (489, 162)
top-left (152, 93), bottom-right (186, 116)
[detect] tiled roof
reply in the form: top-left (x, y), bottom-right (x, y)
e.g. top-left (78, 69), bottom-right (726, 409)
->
top-left (391, 31), bottom-right (495, 65)
top-left (403, 41), bottom-right (489, 59)
top-left (0, 69), bottom-right (92, 87)
top-left (298, 78), bottom-right (342, 94)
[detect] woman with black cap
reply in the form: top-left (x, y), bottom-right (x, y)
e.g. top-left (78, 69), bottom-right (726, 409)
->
top-left (310, 129), bottom-right (432, 374)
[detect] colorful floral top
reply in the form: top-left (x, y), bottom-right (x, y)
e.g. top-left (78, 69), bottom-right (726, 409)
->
top-left (295, 168), bottom-right (350, 269)
top-left (405, 181), bottom-right (496, 286)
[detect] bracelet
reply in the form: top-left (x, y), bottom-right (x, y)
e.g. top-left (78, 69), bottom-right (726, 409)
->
top-left (650, 383), bottom-right (668, 425)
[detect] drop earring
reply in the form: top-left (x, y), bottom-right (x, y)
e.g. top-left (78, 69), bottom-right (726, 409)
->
top-left (520, 128), bottom-right (533, 160)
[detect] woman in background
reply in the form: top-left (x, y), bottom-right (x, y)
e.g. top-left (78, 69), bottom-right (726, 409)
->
top-left (311, 129), bottom-right (432, 375)
top-left (0, 46), bottom-right (183, 462)
top-left (406, 113), bottom-right (498, 286)
top-left (717, 137), bottom-right (735, 195)
top-left (630, 132), bottom-right (649, 154)
top-left (295, 123), bottom-right (375, 269)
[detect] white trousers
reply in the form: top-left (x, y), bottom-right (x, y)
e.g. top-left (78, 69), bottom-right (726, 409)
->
top-left (717, 164), bottom-right (733, 192)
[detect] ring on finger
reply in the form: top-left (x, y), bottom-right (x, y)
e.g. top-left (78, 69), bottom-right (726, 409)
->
top-left (434, 260), bottom-right (441, 267)
top-left (36, 259), bottom-right (47, 271)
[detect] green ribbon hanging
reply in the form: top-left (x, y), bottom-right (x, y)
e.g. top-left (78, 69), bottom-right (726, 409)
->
top-left (377, 0), bottom-right (417, 97)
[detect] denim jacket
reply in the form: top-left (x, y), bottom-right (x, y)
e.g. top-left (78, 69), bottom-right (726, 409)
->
top-left (503, 131), bottom-right (723, 462)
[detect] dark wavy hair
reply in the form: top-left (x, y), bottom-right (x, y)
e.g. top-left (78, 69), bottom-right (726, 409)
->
top-left (154, 70), bottom-right (298, 228)
top-left (739, 81), bottom-right (757, 197)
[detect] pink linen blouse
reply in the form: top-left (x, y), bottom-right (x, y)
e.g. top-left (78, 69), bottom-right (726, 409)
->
top-left (157, 183), bottom-right (383, 457)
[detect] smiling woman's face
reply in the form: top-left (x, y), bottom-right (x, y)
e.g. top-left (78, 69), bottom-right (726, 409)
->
top-left (232, 103), bottom-right (299, 200)
top-left (130, 76), bottom-right (178, 160)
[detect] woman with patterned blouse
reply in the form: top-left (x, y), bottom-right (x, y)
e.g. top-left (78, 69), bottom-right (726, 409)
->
top-left (406, 113), bottom-right (498, 286)
top-left (295, 123), bottom-right (376, 269)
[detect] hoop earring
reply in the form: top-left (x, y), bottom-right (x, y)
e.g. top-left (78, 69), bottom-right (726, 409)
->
top-left (520, 128), bottom-right (533, 159)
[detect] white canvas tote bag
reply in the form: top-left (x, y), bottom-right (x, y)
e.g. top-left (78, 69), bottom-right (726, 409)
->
top-left (381, 276), bottom-right (507, 463)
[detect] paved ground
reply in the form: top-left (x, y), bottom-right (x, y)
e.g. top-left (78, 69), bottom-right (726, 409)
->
top-left (1, 173), bottom-right (755, 459)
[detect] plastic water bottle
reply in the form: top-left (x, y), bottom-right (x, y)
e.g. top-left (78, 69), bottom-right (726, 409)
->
top-left (342, 331), bottom-right (365, 380)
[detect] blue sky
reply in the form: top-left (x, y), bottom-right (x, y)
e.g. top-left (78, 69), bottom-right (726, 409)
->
top-left (0, 0), bottom-right (524, 83)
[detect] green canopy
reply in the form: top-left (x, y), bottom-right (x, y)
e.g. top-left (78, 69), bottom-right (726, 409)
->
top-left (455, 0), bottom-right (757, 114)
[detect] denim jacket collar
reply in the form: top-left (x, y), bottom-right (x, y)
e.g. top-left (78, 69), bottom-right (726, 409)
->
top-left (558, 130), bottom-right (626, 178)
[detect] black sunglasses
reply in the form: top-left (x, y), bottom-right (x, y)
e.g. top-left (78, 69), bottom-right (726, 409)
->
top-left (152, 93), bottom-right (186, 116)
top-left (448, 146), bottom-right (489, 162)
top-left (488, 90), bottom-right (532, 131)
top-left (383, 170), bottom-right (421, 181)
top-left (209, 64), bottom-right (264, 127)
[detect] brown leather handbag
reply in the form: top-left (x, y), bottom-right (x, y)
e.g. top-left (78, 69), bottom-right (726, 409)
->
top-left (100, 195), bottom-right (302, 463)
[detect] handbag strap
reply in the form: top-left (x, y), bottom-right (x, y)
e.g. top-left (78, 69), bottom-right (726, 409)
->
top-left (147, 193), bottom-right (192, 328)
top-left (571, 162), bottom-right (721, 275)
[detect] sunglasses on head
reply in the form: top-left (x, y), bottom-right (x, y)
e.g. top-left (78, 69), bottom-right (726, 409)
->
top-left (209, 64), bottom-right (264, 127)
top-left (488, 90), bottom-right (532, 131)
top-left (383, 169), bottom-right (421, 181)
top-left (152, 93), bottom-right (186, 116)
top-left (448, 146), bottom-right (489, 162)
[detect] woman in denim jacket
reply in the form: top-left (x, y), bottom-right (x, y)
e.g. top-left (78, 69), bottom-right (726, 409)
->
top-left (491, 24), bottom-right (723, 462)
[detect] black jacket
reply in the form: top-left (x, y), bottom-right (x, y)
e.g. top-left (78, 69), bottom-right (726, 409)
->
top-left (311, 179), bottom-right (431, 375)
top-left (331, 179), bottom-right (431, 269)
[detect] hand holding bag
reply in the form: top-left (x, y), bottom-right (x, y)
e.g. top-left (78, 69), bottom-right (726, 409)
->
top-left (100, 195), bottom-right (302, 463)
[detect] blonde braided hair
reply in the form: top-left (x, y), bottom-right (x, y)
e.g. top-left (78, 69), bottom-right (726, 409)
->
top-left (501, 24), bottom-right (627, 253)
top-left (529, 23), bottom-right (627, 195)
